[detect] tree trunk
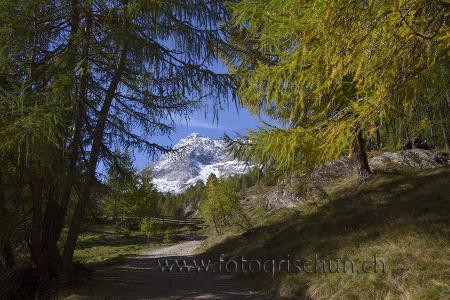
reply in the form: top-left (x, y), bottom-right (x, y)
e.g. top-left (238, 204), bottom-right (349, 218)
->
top-left (402, 123), bottom-right (410, 141)
top-left (42, 189), bottom-right (63, 278)
top-left (30, 175), bottom-right (51, 290)
top-left (113, 196), bottom-right (118, 224)
top-left (427, 108), bottom-right (437, 147)
top-left (41, 0), bottom-right (86, 278)
top-left (0, 172), bottom-right (15, 270)
top-left (354, 130), bottom-right (372, 183)
top-left (62, 40), bottom-right (129, 281)
top-left (376, 125), bottom-right (381, 150)
top-left (1, 240), bottom-right (15, 270)
top-left (377, 128), bottom-right (381, 150)
top-left (439, 108), bottom-right (449, 151)
top-left (212, 213), bottom-right (220, 235)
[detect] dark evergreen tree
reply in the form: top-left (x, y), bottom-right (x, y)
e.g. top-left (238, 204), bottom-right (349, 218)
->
top-left (0, 0), bottom-right (236, 285)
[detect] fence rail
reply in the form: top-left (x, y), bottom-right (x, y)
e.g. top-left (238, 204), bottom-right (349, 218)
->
top-left (105, 215), bottom-right (207, 228)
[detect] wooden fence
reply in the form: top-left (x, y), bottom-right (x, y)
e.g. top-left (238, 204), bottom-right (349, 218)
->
top-left (107, 215), bottom-right (207, 228)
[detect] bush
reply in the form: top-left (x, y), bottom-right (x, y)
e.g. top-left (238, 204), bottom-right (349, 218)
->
top-left (139, 218), bottom-right (161, 242)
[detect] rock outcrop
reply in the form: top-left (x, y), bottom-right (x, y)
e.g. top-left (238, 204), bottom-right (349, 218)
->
top-left (253, 149), bottom-right (449, 211)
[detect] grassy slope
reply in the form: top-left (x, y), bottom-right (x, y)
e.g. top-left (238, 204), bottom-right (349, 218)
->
top-left (202, 168), bottom-right (450, 299)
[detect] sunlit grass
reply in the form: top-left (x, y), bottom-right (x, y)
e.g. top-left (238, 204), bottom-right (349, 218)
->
top-left (73, 224), bottom-right (195, 267)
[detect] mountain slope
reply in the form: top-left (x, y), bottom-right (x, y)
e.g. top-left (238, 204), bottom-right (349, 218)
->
top-left (149, 133), bottom-right (250, 194)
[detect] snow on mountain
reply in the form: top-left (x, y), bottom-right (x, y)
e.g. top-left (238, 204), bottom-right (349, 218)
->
top-left (148, 133), bottom-right (250, 194)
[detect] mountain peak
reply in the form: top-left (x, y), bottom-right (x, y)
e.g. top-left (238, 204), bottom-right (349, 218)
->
top-left (150, 134), bottom-right (249, 194)
top-left (185, 132), bottom-right (202, 139)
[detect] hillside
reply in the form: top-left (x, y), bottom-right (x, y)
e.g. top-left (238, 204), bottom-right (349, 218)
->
top-left (200, 163), bottom-right (450, 299)
top-left (241, 149), bottom-right (450, 210)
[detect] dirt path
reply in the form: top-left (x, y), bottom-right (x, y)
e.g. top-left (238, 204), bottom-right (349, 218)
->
top-left (64, 238), bottom-right (266, 299)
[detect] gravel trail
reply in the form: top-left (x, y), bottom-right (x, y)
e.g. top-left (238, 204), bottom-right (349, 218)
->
top-left (64, 238), bottom-right (266, 299)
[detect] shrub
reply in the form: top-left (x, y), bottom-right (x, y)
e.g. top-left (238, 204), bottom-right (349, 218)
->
top-left (139, 218), bottom-right (161, 243)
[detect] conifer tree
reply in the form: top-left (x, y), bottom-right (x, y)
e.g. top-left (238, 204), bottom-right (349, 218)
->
top-left (0, 0), bottom-right (236, 284)
top-left (225, 0), bottom-right (449, 182)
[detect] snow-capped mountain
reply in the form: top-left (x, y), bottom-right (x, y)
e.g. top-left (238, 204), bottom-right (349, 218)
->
top-left (148, 133), bottom-right (250, 194)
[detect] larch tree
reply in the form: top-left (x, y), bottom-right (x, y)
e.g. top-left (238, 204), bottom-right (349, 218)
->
top-left (224, 0), bottom-right (449, 182)
top-left (0, 0), bottom-right (236, 287)
top-left (61, 0), bottom-right (236, 280)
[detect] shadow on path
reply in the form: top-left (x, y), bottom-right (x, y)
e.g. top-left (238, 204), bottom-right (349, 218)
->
top-left (64, 239), bottom-right (265, 300)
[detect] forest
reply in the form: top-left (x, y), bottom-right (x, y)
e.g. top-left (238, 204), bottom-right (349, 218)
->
top-left (0, 0), bottom-right (448, 299)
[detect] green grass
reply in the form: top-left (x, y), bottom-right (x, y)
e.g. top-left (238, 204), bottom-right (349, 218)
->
top-left (73, 224), bottom-right (196, 267)
top-left (73, 225), bottom-right (153, 267)
top-left (201, 168), bottom-right (450, 299)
